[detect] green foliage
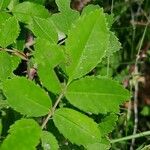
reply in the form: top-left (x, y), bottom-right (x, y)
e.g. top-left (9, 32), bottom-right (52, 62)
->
top-left (0, 0), bottom-right (11, 10)
top-left (66, 77), bottom-right (130, 114)
top-left (12, 2), bottom-right (50, 23)
top-left (0, 0), bottom-right (131, 149)
top-left (1, 119), bottom-right (42, 150)
top-left (51, 0), bottom-right (79, 34)
top-left (34, 38), bottom-right (64, 93)
top-left (0, 16), bottom-right (20, 48)
top-left (99, 114), bottom-right (118, 136)
top-left (41, 131), bottom-right (59, 150)
top-left (3, 77), bottom-right (51, 117)
top-left (53, 108), bottom-right (101, 146)
top-left (0, 52), bottom-right (12, 81)
top-left (66, 9), bottom-right (109, 81)
top-left (29, 17), bottom-right (58, 43)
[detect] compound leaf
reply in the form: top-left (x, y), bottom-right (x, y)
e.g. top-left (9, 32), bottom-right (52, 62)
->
top-left (0, 16), bottom-right (20, 48)
top-left (66, 77), bottom-right (130, 114)
top-left (53, 108), bottom-right (101, 146)
top-left (1, 119), bottom-right (42, 150)
top-left (66, 10), bottom-right (109, 82)
top-left (12, 2), bottom-right (50, 24)
top-left (3, 77), bottom-right (51, 117)
top-left (41, 131), bottom-right (59, 150)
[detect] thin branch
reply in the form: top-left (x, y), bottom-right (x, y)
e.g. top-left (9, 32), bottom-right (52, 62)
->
top-left (41, 85), bottom-right (68, 129)
top-left (111, 130), bottom-right (150, 143)
top-left (0, 48), bottom-right (28, 60)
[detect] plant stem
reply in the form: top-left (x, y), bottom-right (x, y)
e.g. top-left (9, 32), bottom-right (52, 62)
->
top-left (0, 48), bottom-right (28, 60)
top-left (130, 23), bottom-right (148, 150)
top-left (111, 131), bottom-right (150, 143)
top-left (41, 85), bottom-right (67, 129)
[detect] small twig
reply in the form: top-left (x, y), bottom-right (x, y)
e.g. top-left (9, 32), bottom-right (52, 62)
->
top-left (41, 85), bottom-right (68, 129)
top-left (111, 0), bottom-right (114, 14)
top-left (0, 48), bottom-right (28, 60)
top-left (111, 130), bottom-right (150, 143)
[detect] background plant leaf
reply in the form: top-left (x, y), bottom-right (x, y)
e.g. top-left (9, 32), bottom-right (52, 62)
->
top-left (99, 114), bottom-right (118, 136)
top-left (1, 119), bottom-right (42, 150)
top-left (41, 131), bottom-right (59, 150)
top-left (106, 31), bottom-right (121, 57)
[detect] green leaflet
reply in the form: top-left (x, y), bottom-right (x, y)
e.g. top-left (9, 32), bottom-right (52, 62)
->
top-left (41, 131), bottom-right (59, 150)
top-left (24, 0), bottom-right (46, 5)
top-left (0, 16), bottom-right (20, 48)
top-left (66, 77), bottom-right (130, 114)
top-left (99, 114), bottom-right (118, 136)
top-left (106, 31), bottom-right (121, 57)
top-left (29, 17), bottom-right (58, 43)
top-left (82, 4), bottom-right (100, 15)
top-left (0, 12), bottom-right (11, 27)
top-left (37, 64), bottom-right (62, 94)
top-left (66, 10), bottom-right (109, 82)
top-left (12, 1), bottom-right (50, 24)
top-left (51, 0), bottom-right (79, 34)
top-left (34, 38), bottom-right (64, 69)
top-left (0, 52), bottom-right (12, 81)
top-left (1, 119), bottom-right (42, 150)
top-left (7, 0), bottom-right (19, 11)
top-left (0, 0), bottom-right (11, 10)
top-left (34, 38), bottom-right (64, 93)
top-left (86, 143), bottom-right (110, 150)
top-left (53, 108), bottom-right (101, 146)
top-left (3, 77), bottom-right (51, 117)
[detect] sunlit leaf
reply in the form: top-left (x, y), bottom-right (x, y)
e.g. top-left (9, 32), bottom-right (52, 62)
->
top-left (0, 17), bottom-right (20, 48)
top-left (12, 2), bottom-right (50, 23)
top-left (41, 131), bottom-right (59, 150)
top-left (3, 77), bottom-right (51, 117)
top-left (66, 77), bottom-right (130, 114)
top-left (66, 10), bottom-right (109, 81)
top-left (1, 119), bottom-right (42, 150)
top-left (53, 108), bottom-right (101, 146)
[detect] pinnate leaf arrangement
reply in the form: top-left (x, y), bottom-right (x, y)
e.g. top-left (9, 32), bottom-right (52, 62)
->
top-left (0, 0), bottom-right (130, 149)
